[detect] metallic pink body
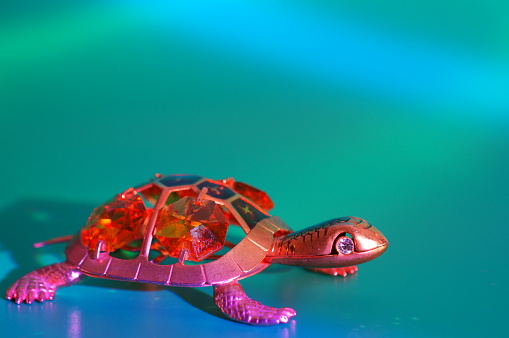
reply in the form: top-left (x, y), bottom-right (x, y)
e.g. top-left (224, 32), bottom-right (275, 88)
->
top-left (6, 174), bottom-right (388, 326)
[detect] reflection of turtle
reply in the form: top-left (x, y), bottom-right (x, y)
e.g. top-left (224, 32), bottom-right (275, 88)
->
top-left (6, 174), bottom-right (388, 325)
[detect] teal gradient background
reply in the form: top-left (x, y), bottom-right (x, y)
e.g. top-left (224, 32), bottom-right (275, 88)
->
top-left (1, 1), bottom-right (508, 337)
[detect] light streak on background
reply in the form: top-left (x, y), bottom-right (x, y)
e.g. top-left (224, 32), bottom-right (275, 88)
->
top-left (125, 0), bottom-right (509, 115)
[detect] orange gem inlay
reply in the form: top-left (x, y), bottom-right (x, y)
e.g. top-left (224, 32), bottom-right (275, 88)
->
top-left (233, 181), bottom-right (274, 211)
top-left (81, 194), bottom-right (149, 252)
top-left (154, 196), bottom-right (229, 262)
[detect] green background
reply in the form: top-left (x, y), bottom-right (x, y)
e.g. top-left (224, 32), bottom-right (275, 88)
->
top-left (1, 1), bottom-right (508, 337)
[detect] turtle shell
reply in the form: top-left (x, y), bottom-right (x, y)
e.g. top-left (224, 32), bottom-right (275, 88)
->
top-left (66, 174), bottom-right (290, 287)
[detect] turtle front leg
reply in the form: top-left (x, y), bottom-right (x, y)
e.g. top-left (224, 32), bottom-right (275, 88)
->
top-left (6, 262), bottom-right (82, 304)
top-left (307, 266), bottom-right (358, 277)
top-left (213, 281), bottom-right (296, 325)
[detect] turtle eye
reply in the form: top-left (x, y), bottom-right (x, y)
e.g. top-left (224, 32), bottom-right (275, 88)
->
top-left (335, 236), bottom-right (354, 254)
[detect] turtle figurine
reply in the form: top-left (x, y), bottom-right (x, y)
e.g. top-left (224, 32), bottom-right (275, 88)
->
top-left (6, 174), bottom-right (388, 325)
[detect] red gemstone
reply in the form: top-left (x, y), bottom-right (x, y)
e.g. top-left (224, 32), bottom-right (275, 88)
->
top-left (81, 194), bottom-right (149, 252)
top-left (154, 196), bottom-right (229, 262)
top-left (233, 181), bottom-right (274, 211)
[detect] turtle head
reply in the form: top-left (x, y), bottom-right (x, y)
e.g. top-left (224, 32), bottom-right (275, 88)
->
top-left (267, 217), bottom-right (388, 268)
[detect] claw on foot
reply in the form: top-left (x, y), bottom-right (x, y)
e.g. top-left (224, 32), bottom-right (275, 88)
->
top-left (214, 281), bottom-right (296, 325)
top-left (6, 262), bottom-right (81, 304)
top-left (6, 277), bottom-right (56, 304)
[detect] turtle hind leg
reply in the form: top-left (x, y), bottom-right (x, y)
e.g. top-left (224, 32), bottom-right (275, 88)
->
top-left (307, 266), bottom-right (358, 277)
top-left (6, 262), bottom-right (82, 304)
top-left (213, 281), bottom-right (296, 326)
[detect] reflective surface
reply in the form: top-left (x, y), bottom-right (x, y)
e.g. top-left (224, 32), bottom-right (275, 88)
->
top-left (1, 1), bottom-right (508, 337)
